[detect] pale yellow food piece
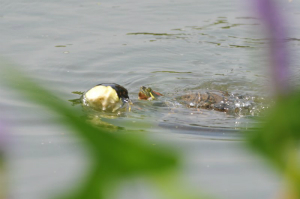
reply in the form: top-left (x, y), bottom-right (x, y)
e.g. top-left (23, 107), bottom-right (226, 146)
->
top-left (84, 85), bottom-right (122, 112)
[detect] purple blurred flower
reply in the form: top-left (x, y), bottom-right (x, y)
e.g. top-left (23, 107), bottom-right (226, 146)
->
top-left (254, 0), bottom-right (290, 95)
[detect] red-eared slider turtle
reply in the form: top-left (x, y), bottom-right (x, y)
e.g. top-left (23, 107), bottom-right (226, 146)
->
top-left (139, 86), bottom-right (232, 112)
top-left (137, 86), bottom-right (267, 115)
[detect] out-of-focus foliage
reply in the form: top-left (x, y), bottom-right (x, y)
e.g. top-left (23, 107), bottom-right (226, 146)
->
top-left (0, 153), bottom-right (6, 199)
top-left (248, 0), bottom-right (300, 198)
top-left (0, 122), bottom-right (7, 199)
top-left (2, 62), bottom-right (212, 199)
top-left (248, 93), bottom-right (300, 198)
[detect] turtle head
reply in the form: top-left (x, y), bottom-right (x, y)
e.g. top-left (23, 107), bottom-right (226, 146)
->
top-left (138, 86), bottom-right (163, 100)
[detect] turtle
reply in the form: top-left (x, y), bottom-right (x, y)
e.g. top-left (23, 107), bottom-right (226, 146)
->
top-left (137, 85), bottom-right (259, 114)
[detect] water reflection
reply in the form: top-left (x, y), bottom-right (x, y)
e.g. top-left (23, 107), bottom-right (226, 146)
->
top-left (127, 17), bottom-right (269, 49)
top-left (2, 0), bottom-right (297, 198)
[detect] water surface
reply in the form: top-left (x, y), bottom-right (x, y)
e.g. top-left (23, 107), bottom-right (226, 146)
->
top-left (1, 0), bottom-right (300, 198)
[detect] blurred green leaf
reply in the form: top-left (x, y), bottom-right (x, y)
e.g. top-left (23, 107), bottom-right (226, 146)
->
top-left (2, 63), bottom-right (178, 198)
top-left (2, 62), bottom-right (210, 199)
top-left (247, 91), bottom-right (300, 197)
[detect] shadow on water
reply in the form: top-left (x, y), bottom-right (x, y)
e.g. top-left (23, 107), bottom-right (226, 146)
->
top-left (158, 122), bottom-right (247, 141)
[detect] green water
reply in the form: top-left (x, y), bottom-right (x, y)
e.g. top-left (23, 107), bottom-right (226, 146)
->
top-left (1, 0), bottom-right (300, 198)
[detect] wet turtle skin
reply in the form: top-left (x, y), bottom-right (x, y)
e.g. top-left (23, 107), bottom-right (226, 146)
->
top-left (179, 91), bottom-right (231, 112)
